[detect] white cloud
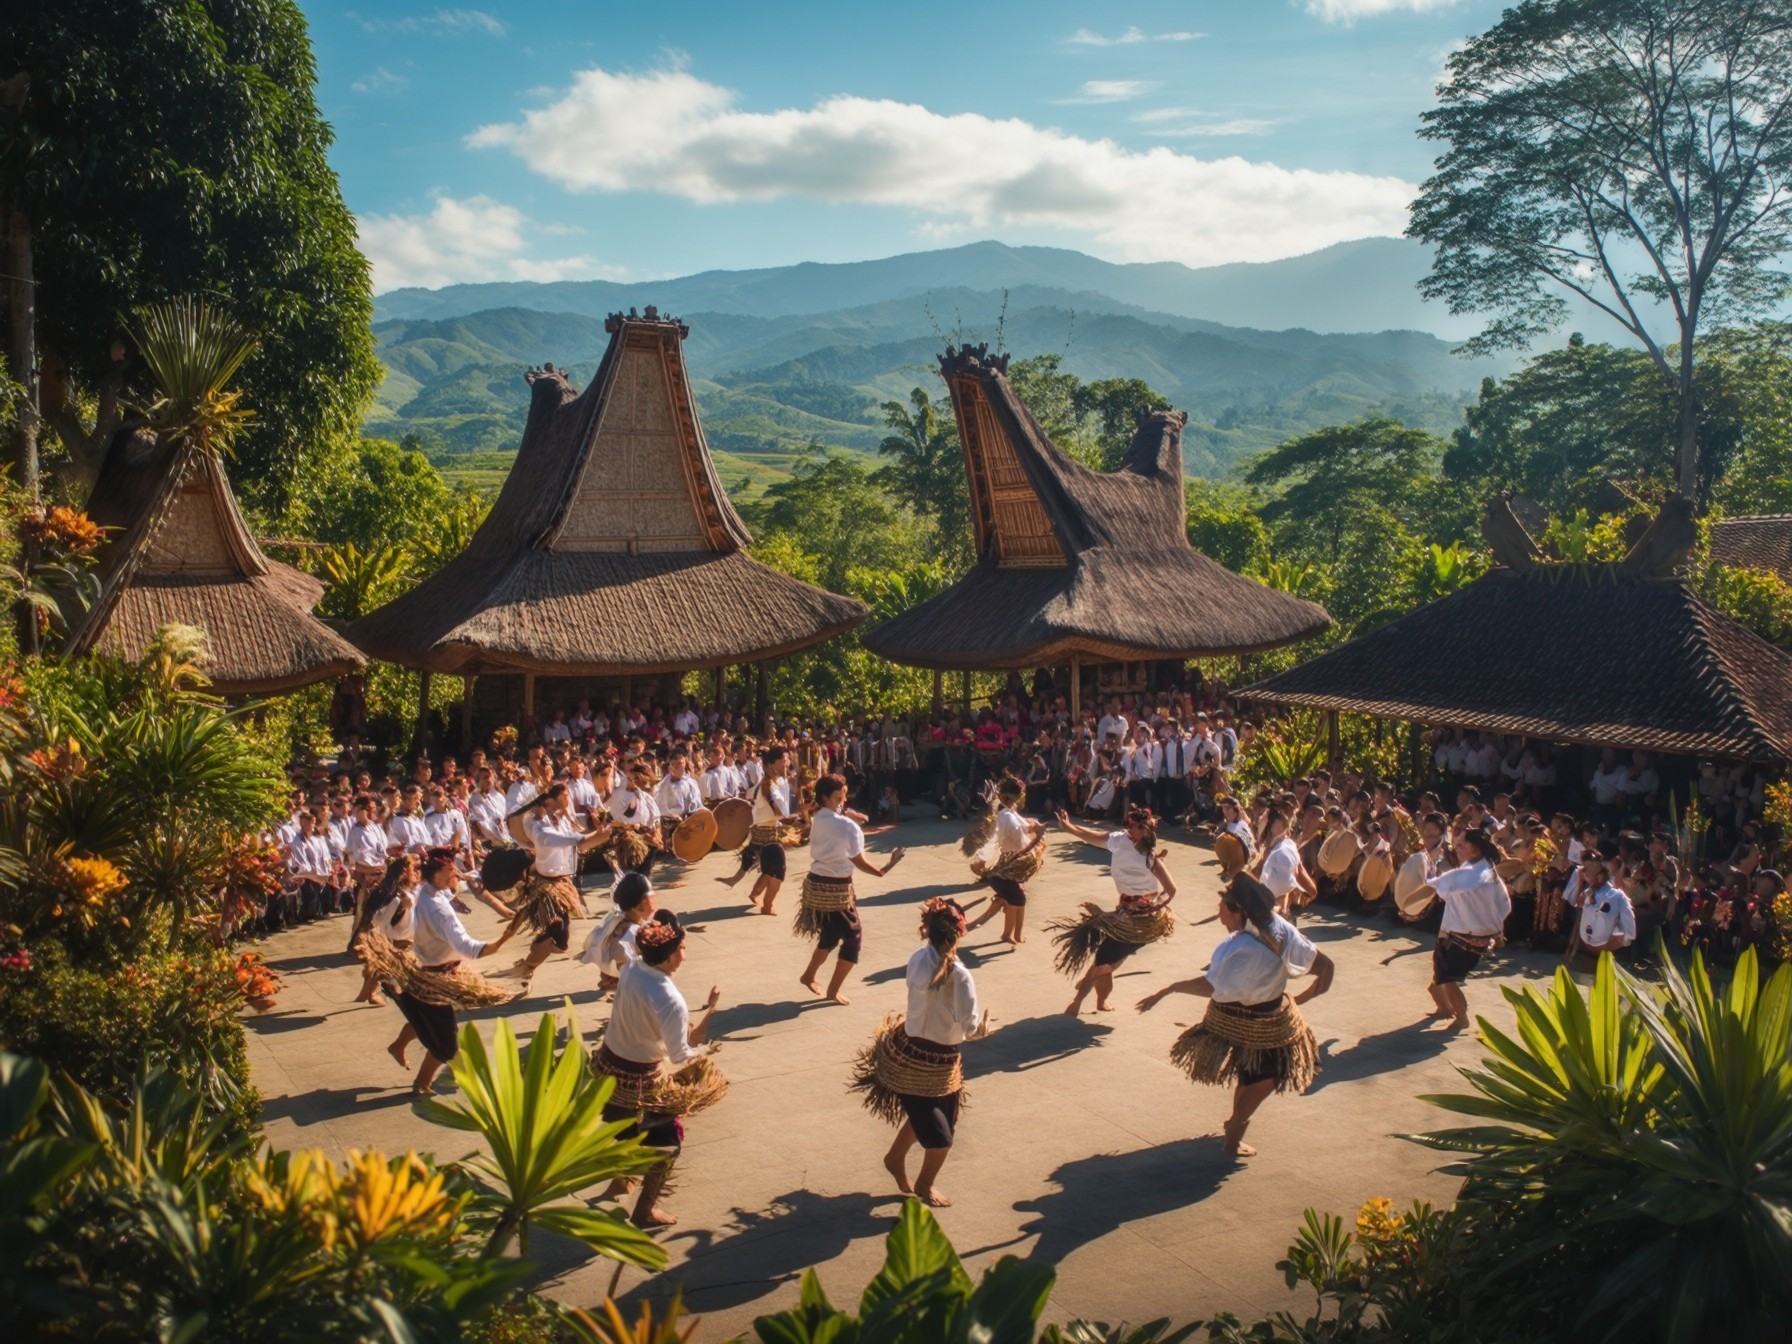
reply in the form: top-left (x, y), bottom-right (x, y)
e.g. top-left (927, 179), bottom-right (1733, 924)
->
top-left (1066, 27), bottom-right (1201, 46)
top-left (355, 195), bottom-right (622, 290)
top-left (1058, 79), bottom-right (1157, 104)
top-left (468, 66), bottom-right (1413, 268)
top-left (350, 8), bottom-right (507, 37)
top-left (1146, 118), bottom-right (1280, 137)
top-left (350, 67), bottom-right (409, 95)
top-left (1306, 0), bottom-right (1461, 23)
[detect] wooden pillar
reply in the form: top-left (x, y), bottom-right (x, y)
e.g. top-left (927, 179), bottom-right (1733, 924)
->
top-left (621, 676), bottom-right (633, 712)
top-left (1326, 710), bottom-right (1341, 771)
top-left (459, 675), bottom-right (476, 754)
top-left (931, 668), bottom-right (943, 716)
top-left (755, 662), bottom-right (768, 722)
top-left (413, 670), bottom-right (433, 761)
top-left (1070, 654), bottom-right (1081, 721)
top-left (522, 671), bottom-right (537, 722)
top-left (714, 663), bottom-right (726, 708)
top-left (961, 668), bottom-right (971, 713)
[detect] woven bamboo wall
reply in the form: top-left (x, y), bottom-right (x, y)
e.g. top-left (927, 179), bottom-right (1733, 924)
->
top-left (963, 382), bottom-right (1064, 569)
top-left (144, 477), bottom-right (236, 573)
top-left (558, 331), bottom-right (710, 554)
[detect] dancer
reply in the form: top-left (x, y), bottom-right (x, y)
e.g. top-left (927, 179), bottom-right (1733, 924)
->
top-left (370, 849), bottom-right (517, 1096)
top-left (1136, 873), bottom-right (1333, 1158)
top-left (494, 784), bottom-right (611, 990)
top-left (575, 870), bottom-right (655, 993)
top-left (590, 911), bottom-right (726, 1228)
top-left (796, 773), bottom-right (905, 1005)
top-left (721, 745), bottom-right (794, 915)
top-left (963, 776), bottom-right (1046, 946)
top-left (351, 853), bottom-right (419, 1006)
top-left (1050, 806), bottom-right (1178, 1015)
top-left (1425, 827), bottom-right (1511, 1030)
top-left (851, 897), bottom-right (989, 1207)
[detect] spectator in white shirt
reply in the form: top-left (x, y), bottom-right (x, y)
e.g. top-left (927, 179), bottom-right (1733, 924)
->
top-left (466, 767), bottom-right (508, 847)
top-left (1258, 812), bottom-right (1316, 919)
top-left (387, 786), bottom-right (431, 855)
top-left (1427, 829), bottom-right (1512, 1031)
top-left (593, 912), bottom-right (720, 1228)
top-left (654, 753), bottom-right (704, 833)
top-left (541, 711), bottom-right (572, 745)
top-left (1589, 749), bottom-right (1629, 824)
top-left (1574, 853), bottom-right (1637, 955)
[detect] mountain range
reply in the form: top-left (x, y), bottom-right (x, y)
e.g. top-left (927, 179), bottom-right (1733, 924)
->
top-left (366, 237), bottom-right (1519, 491)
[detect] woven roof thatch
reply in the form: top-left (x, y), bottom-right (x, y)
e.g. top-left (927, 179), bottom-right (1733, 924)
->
top-left (861, 345), bottom-right (1330, 670)
top-left (349, 311), bottom-right (866, 675)
top-left (67, 427), bottom-right (365, 696)
top-left (1244, 565), bottom-right (1792, 762)
top-left (1710, 515), bottom-right (1792, 584)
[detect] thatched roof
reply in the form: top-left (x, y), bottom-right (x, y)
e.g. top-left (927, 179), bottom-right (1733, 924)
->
top-left (66, 427), bottom-right (364, 695)
top-left (1244, 566), bottom-right (1792, 762)
top-left (1710, 515), bottom-right (1792, 584)
top-left (349, 310), bottom-right (866, 675)
top-left (861, 345), bottom-right (1330, 670)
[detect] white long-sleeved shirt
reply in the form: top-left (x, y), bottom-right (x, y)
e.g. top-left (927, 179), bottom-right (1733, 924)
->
top-left (467, 789), bottom-right (507, 843)
top-left (387, 813), bottom-right (430, 855)
top-left (1124, 741), bottom-right (1161, 783)
top-left (411, 884), bottom-right (485, 966)
top-left (905, 944), bottom-right (980, 1045)
top-left (1208, 916), bottom-right (1318, 1004)
top-left (751, 778), bottom-right (792, 826)
top-left (347, 820), bottom-right (389, 869)
top-left (1430, 858), bottom-right (1512, 938)
top-left (566, 775), bottom-right (601, 814)
top-left (607, 785), bottom-right (660, 829)
top-left (577, 907), bottom-right (640, 973)
top-left (655, 776), bottom-right (702, 819)
top-left (606, 961), bottom-right (698, 1067)
top-left (700, 766), bottom-right (730, 804)
top-left (424, 808), bottom-right (470, 852)
top-left (1578, 881), bottom-right (1637, 948)
top-left (527, 812), bottom-right (590, 877)
top-left (287, 833), bottom-right (334, 882)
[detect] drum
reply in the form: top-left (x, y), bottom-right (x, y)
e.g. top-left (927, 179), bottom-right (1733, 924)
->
top-left (671, 807), bottom-right (718, 863)
top-left (1357, 850), bottom-right (1395, 901)
top-left (1213, 831), bottom-right (1248, 879)
top-left (712, 797), bottom-right (753, 851)
top-left (1393, 853), bottom-right (1436, 921)
top-left (1495, 858), bottom-right (1528, 882)
top-left (1318, 829), bottom-right (1361, 878)
top-left (481, 847), bottom-right (532, 896)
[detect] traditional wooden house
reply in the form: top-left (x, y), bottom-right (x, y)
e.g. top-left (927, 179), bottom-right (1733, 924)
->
top-left (862, 345), bottom-right (1330, 705)
top-left (67, 427), bottom-right (364, 696)
top-left (1710, 515), bottom-right (1792, 586)
top-left (1247, 502), bottom-right (1792, 765)
top-left (349, 309), bottom-right (867, 732)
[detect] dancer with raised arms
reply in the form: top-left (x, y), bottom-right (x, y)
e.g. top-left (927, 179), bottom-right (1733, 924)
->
top-left (1136, 872), bottom-right (1333, 1158)
top-left (1051, 806), bottom-right (1178, 1015)
top-left (796, 773), bottom-right (904, 1005)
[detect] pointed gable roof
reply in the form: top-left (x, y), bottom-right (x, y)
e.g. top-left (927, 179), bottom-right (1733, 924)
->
top-left (1244, 566), bottom-right (1792, 761)
top-left (66, 427), bottom-right (364, 695)
top-left (861, 344), bottom-right (1331, 670)
top-left (349, 310), bottom-right (866, 675)
top-left (1710, 515), bottom-right (1792, 586)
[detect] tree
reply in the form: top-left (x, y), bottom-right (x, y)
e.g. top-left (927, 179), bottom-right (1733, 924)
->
top-left (748, 452), bottom-right (924, 591)
top-left (1076, 375), bottom-right (1167, 470)
top-left (1, 1), bottom-right (379, 514)
top-left (1004, 355), bottom-right (1169, 471)
top-left (1184, 479), bottom-right (1270, 575)
top-left (873, 389), bottom-right (971, 567)
top-left (1244, 418), bottom-right (1442, 565)
top-left (1411, 0), bottom-right (1792, 499)
top-left (302, 437), bottom-right (452, 554)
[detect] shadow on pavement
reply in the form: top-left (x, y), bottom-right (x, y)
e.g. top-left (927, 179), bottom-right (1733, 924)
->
top-left (967, 1013), bottom-right (1115, 1077)
top-left (1014, 1137), bottom-right (1235, 1265)
top-left (712, 997), bottom-right (835, 1039)
top-left (1307, 1018), bottom-right (1454, 1093)
top-left (624, 1189), bottom-right (894, 1314)
top-left (259, 1084), bottom-right (418, 1126)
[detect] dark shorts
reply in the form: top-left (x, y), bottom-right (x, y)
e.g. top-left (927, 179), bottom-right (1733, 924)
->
top-left (760, 842), bottom-right (787, 881)
top-left (1237, 1060), bottom-right (1279, 1087)
top-left (1093, 937), bottom-right (1140, 969)
top-left (900, 1090), bottom-right (961, 1150)
top-left (818, 906), bottom-right (863, 961)
top-left (535, 916), bottom-right (570, 953)
top-left (987, 875), bottom-right (1026, 908)
top-left (601, 1101), bottom-right (684, 1151)
top-left (394, 992), bottom-right (458, 1062)
top-left (1432, 938), bottom-right (1483, 985)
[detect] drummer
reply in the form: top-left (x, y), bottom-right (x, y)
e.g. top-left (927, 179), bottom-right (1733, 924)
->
top-left (655, 752), bottom-right (705, 852)
top-left (606, 760), bottom-right (663, 876)
top-left (1259, 809), bottom-right (1315, 921)
top-left (1426, 828), bottom-right (1511, 1031)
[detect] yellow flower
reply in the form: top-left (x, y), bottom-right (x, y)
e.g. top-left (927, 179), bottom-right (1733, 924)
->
top-left (61, 856), bottom-right (127, 906)
top-left (1354, 1196), bottom-right (1418, 1273)
top-left (243, 1150), bottom-right (343, 1253)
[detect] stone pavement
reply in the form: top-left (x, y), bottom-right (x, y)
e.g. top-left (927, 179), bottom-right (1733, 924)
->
top-left (247, 817), bottom-right (1560, 1339)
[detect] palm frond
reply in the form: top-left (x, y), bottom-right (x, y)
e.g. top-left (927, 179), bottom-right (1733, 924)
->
top-left (131, 297), bottom-right (258, 453)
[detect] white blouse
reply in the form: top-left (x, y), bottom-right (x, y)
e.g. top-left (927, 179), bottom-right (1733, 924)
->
top-left (752, 778), bottom-right (792, 825)
top-left (1207, 915), bottom-right (1318, 1005)
top-left (1106, 832), bottom-right (1159, 896)
top-left (1430, 858), bottom-right (1512, 938)
top-left (905, 945), bottom-right (980, 1045)
top-left (808, 807), bottom-right (864, 879)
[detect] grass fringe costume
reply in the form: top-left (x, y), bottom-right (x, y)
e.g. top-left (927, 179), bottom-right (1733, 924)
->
top-left (849, 1011), bottom-right (967, 1128)
top-left (1049, 901), bottom-right (1176, 979)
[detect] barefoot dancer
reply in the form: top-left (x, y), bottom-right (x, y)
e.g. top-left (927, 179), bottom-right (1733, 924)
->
top-left (1051, 806), bottom-right (1178, 1015)
top-left (493, 784), bottom-right (611, 991)
top-left (797, 773), bottom-right (905, 1005)
top-left (575, 870), bottom-right (655, 994)
top-left (379, 848), bottom-right (517, 1096)
top-left (591, 912), bottom-right (724, 1228)
top-left (1136, 873), bottom-right (1333, 1158)
top-left (1425, 828), bottom-right (1511, 1032)
top-left (964, 775), bottom-right (1046, 946)
top-left (721, 746), bottom-right (793, 915)
top-left (352, 854), bottom-right (418, 1006)
top-left (851, 898), bottom-right (990, 1208)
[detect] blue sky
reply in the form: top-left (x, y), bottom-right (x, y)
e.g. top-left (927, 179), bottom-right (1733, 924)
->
top-left (301, 1), bottom-right (1508, 292)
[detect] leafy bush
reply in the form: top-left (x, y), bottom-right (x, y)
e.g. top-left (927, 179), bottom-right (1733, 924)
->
top-left (0, 938), bottom-right (257, 1136)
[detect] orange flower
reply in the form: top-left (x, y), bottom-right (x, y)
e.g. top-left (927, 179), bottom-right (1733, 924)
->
top-left (20, 505), bottom-right (105, 555)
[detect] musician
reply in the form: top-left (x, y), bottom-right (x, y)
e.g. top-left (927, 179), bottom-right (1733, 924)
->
top-left (492, 784), bottom-right (611, 990)
top-left (655, 752), bottom-right (704, 849)
top-left (721, 745), bottom-right (794, 915)
top-left (700, 743), bottom-right (731, 805)
top-left (566, 757), bottom-right (601, 817)
top-left (466, 766), bottom-right (508, 850)
top-left (1258, 809), bottom-right (1315, 920)
top-left (1426, 828), bottom-right (1511, 1031)
top-left (606, 761), bottom-right (663, 876)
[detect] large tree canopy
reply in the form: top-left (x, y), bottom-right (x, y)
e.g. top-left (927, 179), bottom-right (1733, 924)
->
top-left (1, 0), bottom-right (378, 515)
top-left (1410, 0), bottom-right (1792, 498)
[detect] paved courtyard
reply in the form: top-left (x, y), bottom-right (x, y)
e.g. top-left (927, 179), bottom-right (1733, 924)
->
top-left (247, 817), bottom-right (1561, 1338)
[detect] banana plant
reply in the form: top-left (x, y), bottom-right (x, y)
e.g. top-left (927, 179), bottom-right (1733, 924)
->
top-left (418, 1005), bottom-right (668, 1266)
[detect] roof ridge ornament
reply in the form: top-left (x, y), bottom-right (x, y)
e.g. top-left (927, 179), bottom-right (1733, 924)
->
top-left (938, 342), bottom-right (1011, 376)
top-left (604, 307), bottom-right (689, 338)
